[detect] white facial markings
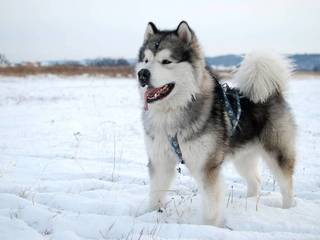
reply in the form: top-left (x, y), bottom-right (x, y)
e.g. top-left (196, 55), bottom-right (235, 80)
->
top-left (135, 49), bottom-right (154, 74)
top-left (155, 49), bottom-right (173, 64)
top-left (143, 49), bottom-right (154, 65)
top-left (136, 47), bottom-right (201, 110)
top-left (150, 49), bottom-right (176, 87)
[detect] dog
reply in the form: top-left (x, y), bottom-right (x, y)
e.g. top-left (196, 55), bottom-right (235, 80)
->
top-left (136, 21), bottom-right (296, 226)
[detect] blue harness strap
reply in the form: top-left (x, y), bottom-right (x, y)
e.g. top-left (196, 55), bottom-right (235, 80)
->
top-left (169, 133), bottom-right (184, 164)
top-left (220, 83), bottom-right (242, 135)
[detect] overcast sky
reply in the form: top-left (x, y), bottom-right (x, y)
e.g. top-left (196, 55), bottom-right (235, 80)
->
top-left (1, 0), bottom-right (319, 62)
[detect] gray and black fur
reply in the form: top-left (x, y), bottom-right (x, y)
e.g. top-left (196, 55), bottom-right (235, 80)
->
top-left (136, 21), bottom-right (296, 226)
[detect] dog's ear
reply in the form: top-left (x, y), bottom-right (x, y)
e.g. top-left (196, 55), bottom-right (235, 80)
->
top-left (144, 22), bottom-right (158, 41)
top-left (176, 21), bottom-right (193, 44)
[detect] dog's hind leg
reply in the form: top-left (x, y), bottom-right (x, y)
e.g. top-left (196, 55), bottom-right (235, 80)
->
top-left (232, 147), bottom-right (261, 197)
top-left (262, 149), bottom-right (295, 208)
top-left (261, 112), bottom-right (296, 208)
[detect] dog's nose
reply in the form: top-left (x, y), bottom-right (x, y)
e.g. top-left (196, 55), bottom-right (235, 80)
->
top-left (138, 69), bottom-right (151, 87)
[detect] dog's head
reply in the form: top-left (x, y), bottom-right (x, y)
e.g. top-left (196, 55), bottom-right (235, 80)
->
top-left (136, 21), bottom-right (206, 110)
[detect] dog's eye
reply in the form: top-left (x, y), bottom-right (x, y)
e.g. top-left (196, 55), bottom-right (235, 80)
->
top-left (144, 59), bottom-right (148, 63)
top-left (162, 60), bottom-right (172, 65)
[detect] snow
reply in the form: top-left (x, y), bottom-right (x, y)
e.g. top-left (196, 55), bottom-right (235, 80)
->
top-left (0, 75), bottom-right (319, 240)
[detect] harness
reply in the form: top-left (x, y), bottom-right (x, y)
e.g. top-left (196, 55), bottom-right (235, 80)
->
top-left (169, 82), bottom-right (242, 172)
top-left (169, 133), bottom-right (184, 173)
top-left (219, 83), bottom-right (242, 134)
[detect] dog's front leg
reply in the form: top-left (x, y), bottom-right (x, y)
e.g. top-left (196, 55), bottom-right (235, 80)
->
top-left (198, 164), bottom-right (225, 226)
top-left (148, 157), bottom-right (176, 211)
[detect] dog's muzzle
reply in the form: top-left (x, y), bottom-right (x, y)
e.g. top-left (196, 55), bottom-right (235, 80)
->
top-left (138, 69), bottom-right (150, 87)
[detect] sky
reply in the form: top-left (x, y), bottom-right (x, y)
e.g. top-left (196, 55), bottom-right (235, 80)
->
top-left (1, 0), bottom-right (319, 62)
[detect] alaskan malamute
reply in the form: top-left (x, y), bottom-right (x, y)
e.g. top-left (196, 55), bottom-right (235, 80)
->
top-left (136, 21), bottom-right (296, 226)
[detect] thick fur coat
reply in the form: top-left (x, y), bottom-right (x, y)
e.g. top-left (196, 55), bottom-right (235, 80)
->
top-left (136, 21), bottom-right (296, 226)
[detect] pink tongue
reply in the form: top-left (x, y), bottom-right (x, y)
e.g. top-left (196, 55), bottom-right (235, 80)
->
top-left (144, 88), bottom-right (160, 111)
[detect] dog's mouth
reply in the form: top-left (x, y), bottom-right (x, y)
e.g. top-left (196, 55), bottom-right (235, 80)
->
top-left (144, 83), bottom-right (175, 110)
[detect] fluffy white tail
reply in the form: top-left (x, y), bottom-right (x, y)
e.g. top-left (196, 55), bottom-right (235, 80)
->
top-left (234, 52), bottom-right (293, 103)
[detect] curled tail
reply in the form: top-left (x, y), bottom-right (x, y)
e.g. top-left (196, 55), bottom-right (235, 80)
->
top-left (234, 52), bottom-right (293, 103)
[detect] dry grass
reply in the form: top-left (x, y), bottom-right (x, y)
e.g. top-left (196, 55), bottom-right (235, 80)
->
top-left (291, 71), bottom-right (320, 79)
top-left (0, 65), bottom-right (318, 79)
top-left (0, 65), bottom-right (134, 77)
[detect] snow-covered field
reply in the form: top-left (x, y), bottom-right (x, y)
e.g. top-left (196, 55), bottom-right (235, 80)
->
top-left (0, 75), bottom-right (319, 240)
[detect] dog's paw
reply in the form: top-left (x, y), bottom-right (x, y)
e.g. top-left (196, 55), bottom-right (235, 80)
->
top-left (134, 204), bottom-right (165, 218)
top-left (148, 203), bottom-right (163, 212)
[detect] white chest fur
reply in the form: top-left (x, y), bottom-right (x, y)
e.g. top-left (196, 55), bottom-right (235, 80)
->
top-left (146, 127), bottom-right (217, 179)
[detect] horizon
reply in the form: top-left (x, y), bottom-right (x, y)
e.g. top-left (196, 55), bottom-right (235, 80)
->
top-left (10, 53), bottom-right (320, 64)
top-left (1, 0), bottom-right (320, 62)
